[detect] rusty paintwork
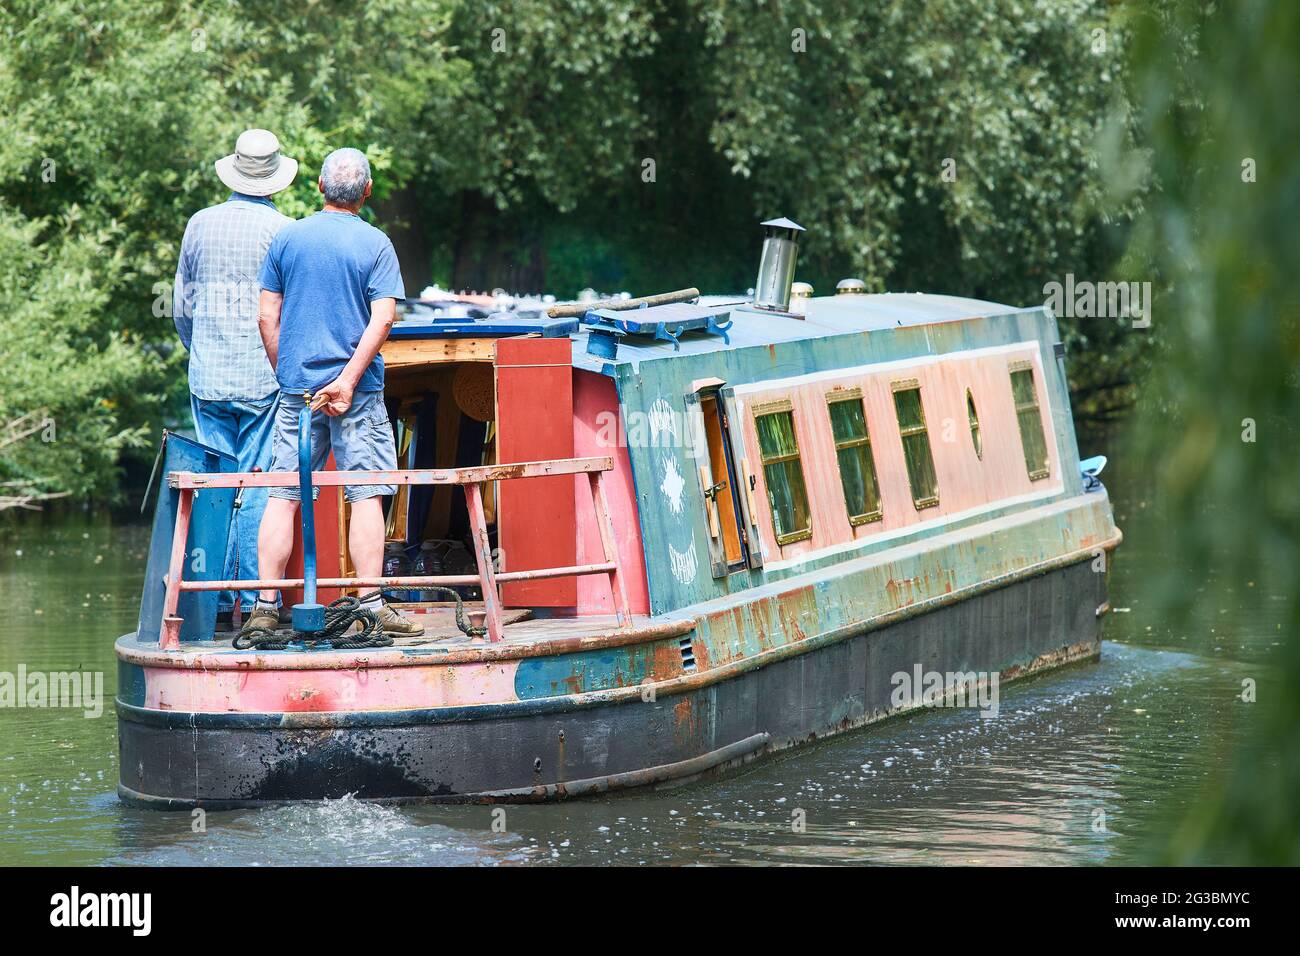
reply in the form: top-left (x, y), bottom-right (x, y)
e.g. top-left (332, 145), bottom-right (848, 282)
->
top-left (118, 555), bottom-right (1108, 807)
top-left (118, 291), bottom-right (1121, 806)
top-left (119, 490), bottom-right (1117, 714)
top-left (607, 302), bottom-right (1086, 616)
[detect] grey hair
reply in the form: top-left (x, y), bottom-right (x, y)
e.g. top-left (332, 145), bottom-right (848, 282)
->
top-left (319, 148), bottom-right (372, 206)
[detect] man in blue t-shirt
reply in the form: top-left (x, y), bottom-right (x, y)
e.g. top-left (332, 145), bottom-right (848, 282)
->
top-left (245, 147), bottom-right (422, 637)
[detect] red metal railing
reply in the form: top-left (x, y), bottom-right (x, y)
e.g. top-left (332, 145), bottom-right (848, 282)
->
top-left (160, 456), bottom-right (631, 649)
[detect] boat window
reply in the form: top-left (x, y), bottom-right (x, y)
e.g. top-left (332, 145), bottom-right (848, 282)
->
top-left (966, 389), bottom-right (983, 461)
top-left (699, 393), bottom-right (746, 570)
top-left (891, 381), bottom-right (940, 510)
top-left (753, 401), bottom-right (813, 545)
top-left (826, 389), bottom-right (883, 526)
top-left (1009, 362), bottom-right (1051, 480)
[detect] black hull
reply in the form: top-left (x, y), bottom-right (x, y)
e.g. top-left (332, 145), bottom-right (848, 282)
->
top-left (118, 559), bottom-right (1106, 809)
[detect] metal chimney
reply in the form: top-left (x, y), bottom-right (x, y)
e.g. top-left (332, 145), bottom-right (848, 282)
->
top-left (753, 217), bottom-right (805, 312)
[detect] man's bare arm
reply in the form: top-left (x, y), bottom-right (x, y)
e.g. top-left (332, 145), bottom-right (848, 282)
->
top-left (312, 297), bottom-right (397, 415)
top-left (258, 290), bottom-right (284, 370)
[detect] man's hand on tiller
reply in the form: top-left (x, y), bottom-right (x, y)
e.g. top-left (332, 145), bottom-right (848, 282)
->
top-left (310, 377), bottom-right (355, 416)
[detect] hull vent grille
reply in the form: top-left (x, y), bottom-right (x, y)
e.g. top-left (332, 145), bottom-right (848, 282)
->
top-left (679, 636), bottom-right (697, 672)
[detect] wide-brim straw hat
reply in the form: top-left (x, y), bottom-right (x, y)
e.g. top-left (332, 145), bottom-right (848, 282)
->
top-left (214, 128), bottom-right (298, 196)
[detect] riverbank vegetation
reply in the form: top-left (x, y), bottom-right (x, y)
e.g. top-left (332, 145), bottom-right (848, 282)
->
top-left (2, 0), bottom-right (1144, 504)
top-left (1120, 0), bottom-right (1299, 864)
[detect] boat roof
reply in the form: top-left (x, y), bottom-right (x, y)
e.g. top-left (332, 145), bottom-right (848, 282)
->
top-left (386, 290), bottom-right (1043, 374)
top-left (570, 293), bottom-right (1040, 374)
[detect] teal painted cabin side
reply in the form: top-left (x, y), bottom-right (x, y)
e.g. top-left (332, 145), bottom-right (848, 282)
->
top-left (581, 297), bottom-right (1086, 616)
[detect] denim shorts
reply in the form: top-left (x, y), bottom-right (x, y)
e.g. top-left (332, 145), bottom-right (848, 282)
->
top-left (268, 389), bottom-right (398, 502)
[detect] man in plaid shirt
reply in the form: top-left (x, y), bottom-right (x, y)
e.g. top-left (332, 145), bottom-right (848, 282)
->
top-left (173, 129), bottom-right (298, 623)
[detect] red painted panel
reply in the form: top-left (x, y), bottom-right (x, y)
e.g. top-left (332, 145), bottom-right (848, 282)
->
top-left (496, 338), bottom-right (577, 606)
top-left (285, 452), bottom-right (343, 606)
top-left (573, 370), bottom-right (650, 616)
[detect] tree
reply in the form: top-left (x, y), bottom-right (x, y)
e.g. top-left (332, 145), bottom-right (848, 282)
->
top-left (2, 0), bottom-right (1147, 504)
top-left (414, 0), bottom-right (1146, 431)
top-left (0, 0), bottom-right (462, 501)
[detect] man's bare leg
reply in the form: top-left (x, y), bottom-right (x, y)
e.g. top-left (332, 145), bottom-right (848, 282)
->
top-left (256, 497), bottom-right (301, 604)
top-left (347, 496), bottom-right (385, 579)
top-left (348, 495), bottom-right (422, 635)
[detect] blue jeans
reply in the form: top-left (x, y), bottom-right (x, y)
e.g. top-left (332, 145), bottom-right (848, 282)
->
top-left (190, 392), bottom-right (279, 611)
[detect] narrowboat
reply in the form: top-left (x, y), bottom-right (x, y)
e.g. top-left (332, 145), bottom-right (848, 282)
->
top-left (116, 218), bottom-right (1120, 808)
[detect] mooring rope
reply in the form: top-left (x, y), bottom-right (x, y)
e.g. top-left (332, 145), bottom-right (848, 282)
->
top-left (232, 587), bottom-right (488, 651)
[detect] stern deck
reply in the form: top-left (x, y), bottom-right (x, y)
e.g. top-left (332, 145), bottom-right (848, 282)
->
top-left (118, 610), bottom-right (694, 670)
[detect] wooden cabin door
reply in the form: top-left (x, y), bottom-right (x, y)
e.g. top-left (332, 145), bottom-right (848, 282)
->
top-left (495, 338), bottom-right (578, 607)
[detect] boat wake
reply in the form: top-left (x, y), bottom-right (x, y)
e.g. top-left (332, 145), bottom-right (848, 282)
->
top-left (115, 793), bottom-right (537, 867)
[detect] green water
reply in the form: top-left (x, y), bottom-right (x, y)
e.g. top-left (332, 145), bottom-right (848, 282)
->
top-left (0, 495), bottom-right (1276, 865)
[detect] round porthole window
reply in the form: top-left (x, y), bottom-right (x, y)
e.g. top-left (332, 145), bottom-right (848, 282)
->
top-left (967, 389), bottom-right (983, 460)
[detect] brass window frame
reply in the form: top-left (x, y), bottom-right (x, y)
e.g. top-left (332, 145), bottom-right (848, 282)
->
top-left (966, 388), bottom-right (983, 461)
top-left (825, 388), bottom-right (883, 526)
top-left (1009, 362), bottom-right (1051, 481)
top-left (750, 397), bottom-right (794, 416)
top-left (752, 401), bottom-right (813, 546)
top-left (890, 380), bottom-right (940, 510)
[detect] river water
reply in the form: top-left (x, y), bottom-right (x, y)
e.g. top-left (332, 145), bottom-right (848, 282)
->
top-left (0, 491), bottom-right (1277, 866)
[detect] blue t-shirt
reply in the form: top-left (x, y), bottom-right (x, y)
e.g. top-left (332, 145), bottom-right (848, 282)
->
top-left (259, 210), bottom-right (405, 393)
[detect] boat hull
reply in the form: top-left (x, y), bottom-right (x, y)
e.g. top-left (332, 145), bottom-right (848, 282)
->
top-left (117, 557), bottom-right (1106, 809)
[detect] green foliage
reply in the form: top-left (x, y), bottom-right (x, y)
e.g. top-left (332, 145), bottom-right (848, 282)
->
top-left (0, 212), bottom-right (157, 500)
top-left (1118, 0), bottom-right (1300, 864)
top-left (0, 0), bottom-right (462, 500)
top-left (1, 0), bottom-right (1146, 503)
top-left (693, 0), bottom-right (1150, 431)
top-left (440, 0), bottom-right (659, 212)
top-left (429, 0), bottom-right (1146, 427)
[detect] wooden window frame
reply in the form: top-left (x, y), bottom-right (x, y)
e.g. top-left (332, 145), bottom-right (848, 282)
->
top-left (825, 387), bottom-right (883, 527)
top-left (751, 399), bottom-right (814, 546)
top-left (720, 387), bottom-right (766, 571)
top-left (1009, 360), bottom-right (1051, 481)
top-left (687, 388), bottom-right (750, 577)
top-left (891, 379), bottom-right (940, 510)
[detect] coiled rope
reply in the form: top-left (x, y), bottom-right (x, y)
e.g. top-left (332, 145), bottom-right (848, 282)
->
top-left (233, 587), bottom-right (488, 650)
